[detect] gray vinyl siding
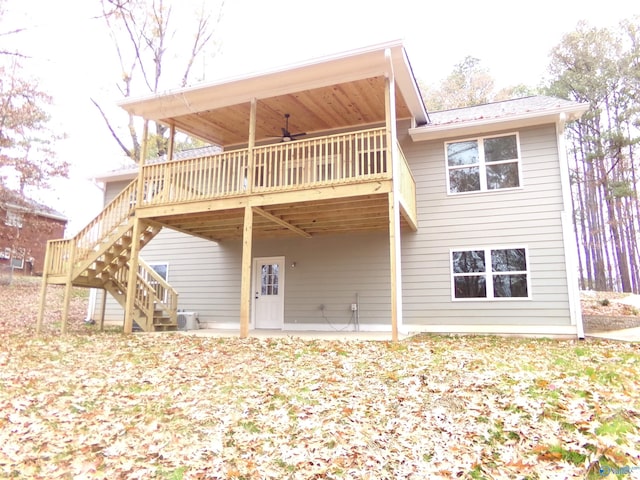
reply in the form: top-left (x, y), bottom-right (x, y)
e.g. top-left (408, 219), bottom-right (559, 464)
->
top-left (140, 231), bottom-right (391, 327)
top-left (138, 230), bottom-right (242, 321)
top-left (94, 121), bottom-right (572, 330)
top-left (253, 233), bottom-right (391, 327)
top-left (399, 122), bottom-right (572, 326)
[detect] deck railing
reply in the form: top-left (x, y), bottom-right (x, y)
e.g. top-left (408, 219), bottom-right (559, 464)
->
top-left (138, 258), bottom-right (178, 316)
top-left (397, 143), bottom-right (417, 224)
top-left (46, 239), bottom-right (73, 277)
top-left (139, 127), bottom-right (390, 206)
top-left (252, 128), bottom-right (388, 192)
top-left (140, 150), bottom-right (249, 206)
top-left (44, 180), bottom-right (138, 277)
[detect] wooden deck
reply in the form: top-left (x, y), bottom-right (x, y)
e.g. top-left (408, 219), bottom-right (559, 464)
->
top-left (137, 127), bottom-right (417, 240)
top-left (38, 126), bottom-right (416, 335)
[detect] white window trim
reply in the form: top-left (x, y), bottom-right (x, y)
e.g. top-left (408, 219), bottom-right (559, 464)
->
top-left (445, 132), bottom-right (523, 195)
top-left (449, 246), bottom-right (532, 301)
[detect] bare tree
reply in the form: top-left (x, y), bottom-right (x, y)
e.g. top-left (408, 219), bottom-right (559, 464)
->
top-left (94, 0), bottom-right (225, 162)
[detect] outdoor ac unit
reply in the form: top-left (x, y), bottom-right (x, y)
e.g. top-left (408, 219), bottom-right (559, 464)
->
top-left (177, 312), bottom-right (199, 331)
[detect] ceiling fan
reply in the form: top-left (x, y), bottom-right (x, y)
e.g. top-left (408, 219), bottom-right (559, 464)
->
top-left (271, 113), bottom-right (306, 142)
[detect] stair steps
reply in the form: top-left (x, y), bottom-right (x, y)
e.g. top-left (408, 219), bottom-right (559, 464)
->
top-left (43, 178), bottom-right (178, 332)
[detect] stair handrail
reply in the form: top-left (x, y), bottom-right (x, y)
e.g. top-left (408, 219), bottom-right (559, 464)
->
top-left (111, 262), bottom-right (154, 331)
top-left (44, 239), bottom-right (73, 276)
top-left (73, 179), bottom-right (138, 266)
top-left (138, 258), bottom-right (179, 322)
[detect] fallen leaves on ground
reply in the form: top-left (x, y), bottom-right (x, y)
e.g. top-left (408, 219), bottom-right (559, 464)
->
top-left (1, 281), bottom-right (639, 479)
top-left (581, 291), bottom-right (640, 317)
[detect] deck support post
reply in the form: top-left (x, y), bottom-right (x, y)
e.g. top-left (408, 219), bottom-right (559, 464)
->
top-left (388, 192), bottom-right (402, 342)
top-left (136, 120), bottom-right (149, 207)
top-left (36, 241), bottom-right (52, 335)
top-left (385, 49), bottom-right (402, 342)
top-left (124, 219), bottom-right (142, 334)
top-left (167, 124), bottom-right (175, 161)
top-left (99, 289), bottom-right (107, 331)
top-left (246, 98), bottom-right (257, 194)
top-left (239, 205), bottom-right (253, 338)
top-left (60, 241), bottom-right (77, 335)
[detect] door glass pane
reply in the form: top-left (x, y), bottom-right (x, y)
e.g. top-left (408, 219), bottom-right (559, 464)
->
top-left (261, 264), bottom-right (279, 295)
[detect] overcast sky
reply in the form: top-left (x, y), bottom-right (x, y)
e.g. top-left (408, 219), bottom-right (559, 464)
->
top-left (4, 0), bottom-right (639, 232)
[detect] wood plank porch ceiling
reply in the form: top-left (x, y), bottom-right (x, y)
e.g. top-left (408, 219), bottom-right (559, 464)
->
top-left (153, 194), bottom-right (410, 242)
top-left (169, 77), bottom-right (412, 147)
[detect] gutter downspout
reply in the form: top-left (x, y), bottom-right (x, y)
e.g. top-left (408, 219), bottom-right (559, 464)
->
top-left (556, 113), bottom-right (585, 339)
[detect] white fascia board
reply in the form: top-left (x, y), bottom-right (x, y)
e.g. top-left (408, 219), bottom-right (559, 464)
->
top-left (119, 40), bottom-right (426, 123)
top-left (409, 104), bottom-right (589, 142)
top-left (94, 168), bottom-right (138, 183)
top-left (391, 47), bottom-right (429, 126)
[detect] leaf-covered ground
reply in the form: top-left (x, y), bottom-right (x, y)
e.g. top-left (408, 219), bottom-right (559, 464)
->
top-left (1, 280), bottom-right (639, 479)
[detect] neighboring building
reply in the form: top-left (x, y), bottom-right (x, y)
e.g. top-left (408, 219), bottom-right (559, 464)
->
top-left (0, 189), bottom-right (67, 275)
top-left (39, 41), bottom-right (588, 338)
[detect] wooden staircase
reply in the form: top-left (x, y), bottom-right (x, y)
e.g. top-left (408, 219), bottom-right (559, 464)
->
top-left (38, 179), bottom-right (178, 333)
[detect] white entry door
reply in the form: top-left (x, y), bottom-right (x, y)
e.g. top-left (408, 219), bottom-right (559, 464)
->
top-left (252, 257), bottom-right (285, 329)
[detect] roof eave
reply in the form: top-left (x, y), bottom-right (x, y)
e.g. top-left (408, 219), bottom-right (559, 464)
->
top-left (408, 103), bottom-right (589, 142)
top-left (119, 40), bottom-right (428, 126)
top-left (94, 169), bottom-right (138, 183)
top-left (3, 202), bottom-right (68, 222)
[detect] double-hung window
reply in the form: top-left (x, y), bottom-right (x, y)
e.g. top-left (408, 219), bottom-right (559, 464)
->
top-left (451, 247), bottom-right (530, 300)
top-left (5, 210), bottom-right (23, 228)
top-left (446, 133), bottom-right (521, 194)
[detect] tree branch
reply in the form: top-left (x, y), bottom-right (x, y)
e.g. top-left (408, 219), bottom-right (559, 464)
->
top-left (90, 98), bottom-right (132, 158)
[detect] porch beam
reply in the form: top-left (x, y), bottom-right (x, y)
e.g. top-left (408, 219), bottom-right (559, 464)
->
top-left (136, 180), bottom-right (393, 218)
top-left (239, 205), bottom-right (253, 338)
top-left (252, 207), bottom-right (311, 238)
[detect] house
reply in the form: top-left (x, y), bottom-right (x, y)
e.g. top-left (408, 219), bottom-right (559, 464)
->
top-left (37, 40), bottom-right (588, 339)
top-left (0, 189), bottom-right (67, 276)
